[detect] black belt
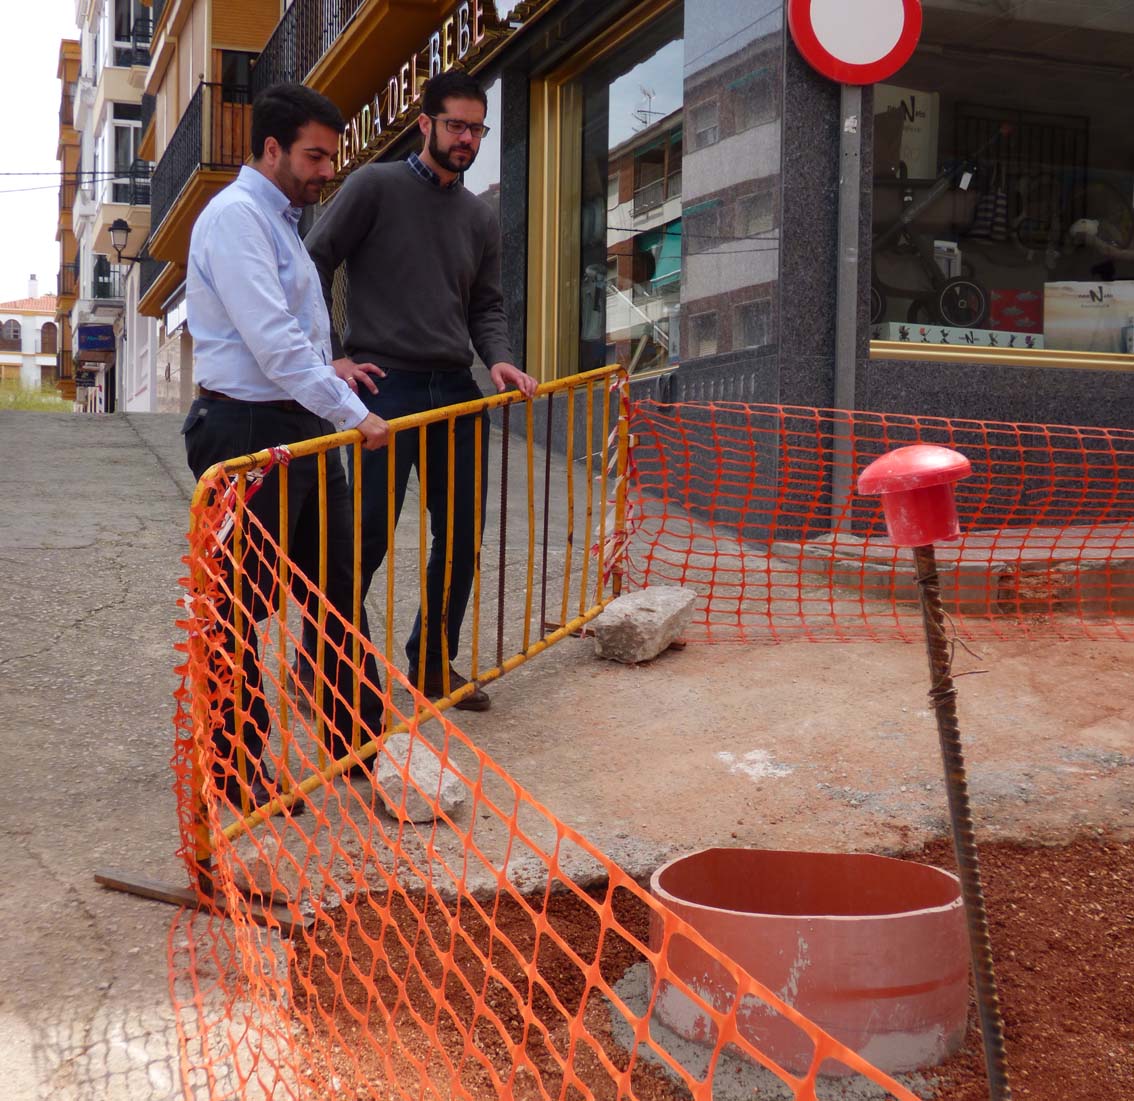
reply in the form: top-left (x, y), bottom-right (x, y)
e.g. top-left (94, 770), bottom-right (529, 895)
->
top-left (197, 385), bottom-right (309, 415)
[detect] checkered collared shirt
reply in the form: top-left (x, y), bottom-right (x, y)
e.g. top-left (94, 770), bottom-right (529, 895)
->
top-left (407, 152), bottom-right (460, 190)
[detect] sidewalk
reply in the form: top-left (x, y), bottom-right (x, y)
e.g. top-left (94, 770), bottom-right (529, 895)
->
top-left (1, 408), bottom-right (1130, 1100)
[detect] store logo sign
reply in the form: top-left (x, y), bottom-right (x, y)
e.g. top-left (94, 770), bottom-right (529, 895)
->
top-left (337, 0), bottom-right (489, 173)
top-left (899, 96), bottom-right (929, 123)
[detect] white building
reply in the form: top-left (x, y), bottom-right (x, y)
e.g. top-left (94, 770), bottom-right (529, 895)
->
top-left (0, 278), bottom-right (59, 390)
top-left (68, 0), bottom-right (154, 413)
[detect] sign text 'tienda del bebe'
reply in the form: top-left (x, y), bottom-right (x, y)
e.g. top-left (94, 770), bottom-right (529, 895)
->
top-left (336, 0), bottom-right (492, 173)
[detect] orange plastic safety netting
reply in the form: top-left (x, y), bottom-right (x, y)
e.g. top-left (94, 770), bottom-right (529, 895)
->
top-left (168, 441), bottom-right (922, 1101)
top-left (624, 400), bottom-right (1134, 642)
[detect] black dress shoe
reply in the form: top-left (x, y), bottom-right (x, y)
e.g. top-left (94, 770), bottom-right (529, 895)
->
top-left (420, 665), bottom-right (491, 711)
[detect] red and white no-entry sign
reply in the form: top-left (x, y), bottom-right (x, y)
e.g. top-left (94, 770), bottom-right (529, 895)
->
top-left (788, 0), bottom-right (922, 85)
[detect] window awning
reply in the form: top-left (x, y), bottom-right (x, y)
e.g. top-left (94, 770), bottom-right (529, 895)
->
top-left (652, 219), bottom-right (682, 288)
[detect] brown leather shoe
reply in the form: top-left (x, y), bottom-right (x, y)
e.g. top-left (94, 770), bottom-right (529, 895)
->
top-left (420, 665), bottom-right (491, 711)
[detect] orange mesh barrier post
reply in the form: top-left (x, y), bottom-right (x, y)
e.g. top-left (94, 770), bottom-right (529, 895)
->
top-left (626, 400), bottom-right (1134, 642)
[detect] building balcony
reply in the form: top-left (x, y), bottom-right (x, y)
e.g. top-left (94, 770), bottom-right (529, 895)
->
top-left (138, 256), bottom-right (166, 303)
top-left (60, 90), bottom-right (75, 129)
top-left (58, 261), bottom-right (79, 301)
top-left (251, 0), bottom-right (444, 119)
top-left (252, 0), bottom-right (367, 93)
top-left (59, 173), bottom-right (79, 212)
top-left (92, 164), bottom-right (152, 257)
top-left (56, 350), bottom-right (74, 381)
top-left (124, 16), bottom-right (154, 87)
top-left (89, 261), bottom-right (126, 307)
top-left (148, 82), bottom-right (252, 263)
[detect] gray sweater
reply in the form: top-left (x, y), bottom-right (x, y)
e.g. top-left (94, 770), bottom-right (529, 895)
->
top-left (304, 161), bottom-right (515, 373)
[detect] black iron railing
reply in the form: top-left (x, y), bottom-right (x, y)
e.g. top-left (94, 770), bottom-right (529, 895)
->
top-left (114, 15), bottom-right (152, 66)
top-left (139, 255), bottom-right (165, 301)
top-left (59, 173), bottom-right (78, 213)
top-left (117, 160), bottom-right (152, 206)
top-left (252, 0), bottom-right (366, 94)
top-left (151, 82), bottom-right (252, 234)
top-left (58, 261), bottom-right (79, 298)
top-left (93, 259), bottom-right (125, 300)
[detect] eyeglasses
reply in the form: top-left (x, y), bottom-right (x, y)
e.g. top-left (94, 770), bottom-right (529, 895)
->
top-left (428, 115), bottom-right (491, 139)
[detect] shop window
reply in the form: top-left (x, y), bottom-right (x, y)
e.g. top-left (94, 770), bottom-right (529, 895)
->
top-left (529, 0), bottom-right (782, 379)
top-left (688, 311), bottom-right (718, 357)
top-left (690, 100), bottom-right (719, 150)
top-left (870, 3), bottom-right (1134, 361)
top-left (734, 299), bottom-right (771, 348)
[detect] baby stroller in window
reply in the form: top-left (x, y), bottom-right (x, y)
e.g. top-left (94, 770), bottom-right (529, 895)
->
top-left (871, 124), bottom-right (1012, 329)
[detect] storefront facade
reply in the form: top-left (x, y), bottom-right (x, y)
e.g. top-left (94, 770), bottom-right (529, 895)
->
top-left (258, 0), bottom-right (1134, 430)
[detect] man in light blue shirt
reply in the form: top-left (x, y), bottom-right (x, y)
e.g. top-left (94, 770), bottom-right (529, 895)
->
top-left (182, 83), bottom-right (388, 812)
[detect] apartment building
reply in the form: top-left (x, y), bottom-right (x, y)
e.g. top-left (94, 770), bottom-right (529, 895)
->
top-left (60, 0), bottom-right (153, 413)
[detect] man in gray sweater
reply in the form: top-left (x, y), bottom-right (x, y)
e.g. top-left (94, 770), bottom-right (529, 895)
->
top-left (305, 70), bottom-right (537, 711)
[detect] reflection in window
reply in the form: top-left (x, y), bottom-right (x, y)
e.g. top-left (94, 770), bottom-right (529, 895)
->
top-left (685, 202), bottom-right (720, 255)
top-left (871, 2), bottom-right (1134, 356)
top-left (559, 0), bottom-right (782, 376)
top-left (735, 299), bottom-right (771, 348)
top-left (737, 190), bottom-right (774, 237)
top-left (579, 25), bottom-right (684, 376)
top-left (691, 101), bottom-right (719, 150)
top-left (688, 311), bottom-right (718, 357)
top-left (732, 67), bottom-right (775, 133)
top-left (461, 77), bottom-right (501, 215)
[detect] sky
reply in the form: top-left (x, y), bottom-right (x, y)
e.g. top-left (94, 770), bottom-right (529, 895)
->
top-left (0, 0), bottom-right (82, 304)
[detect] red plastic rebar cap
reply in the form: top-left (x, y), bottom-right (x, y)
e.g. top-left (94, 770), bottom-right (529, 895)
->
top-left (857, 445), bottom-right (971, 547)
top-left (857, 444), bottom-right (971, 495)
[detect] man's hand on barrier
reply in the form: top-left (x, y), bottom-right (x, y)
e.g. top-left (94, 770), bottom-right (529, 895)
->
top-left (334, 355), bottom-right (385, 394)
top-left (490, 362), bottom-right (538, 399)
top-left (355, 412), bottom-right (389, 450)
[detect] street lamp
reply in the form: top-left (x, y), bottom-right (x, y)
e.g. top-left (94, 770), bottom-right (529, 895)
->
top-left (109, 218), bottom-right (145, 265)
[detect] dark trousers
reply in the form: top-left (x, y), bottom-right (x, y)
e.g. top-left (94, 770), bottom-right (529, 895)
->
top-left (305, 368), bottom-right (489, 679)
top-left (182, 397), bottom-right (384, 779)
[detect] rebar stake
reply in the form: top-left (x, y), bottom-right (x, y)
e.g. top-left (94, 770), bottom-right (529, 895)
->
top-left (913, 543), bottom-right (1012, 1101)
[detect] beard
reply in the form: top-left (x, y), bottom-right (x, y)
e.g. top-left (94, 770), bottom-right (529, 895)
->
top-left (428, 127), bottom-right (478, 175)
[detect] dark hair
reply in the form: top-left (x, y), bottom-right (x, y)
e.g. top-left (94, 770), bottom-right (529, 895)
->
top-left (251, 83), bottom-right (345, 158)
top-left (420, 70), bottom-right (487, 117)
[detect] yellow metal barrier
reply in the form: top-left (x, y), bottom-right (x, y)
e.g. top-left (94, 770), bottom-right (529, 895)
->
top-left (178, 365), bottom-right (629, 886)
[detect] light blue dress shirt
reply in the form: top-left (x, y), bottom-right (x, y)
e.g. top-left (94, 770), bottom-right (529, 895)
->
top-left (187, 165), bottom-right (368, 429)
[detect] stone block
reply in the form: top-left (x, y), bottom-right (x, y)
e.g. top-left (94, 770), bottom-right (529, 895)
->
top-left (593, 586), bottom-right (697, 664)
top-left (376, 733), bottom-right (467, 823)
